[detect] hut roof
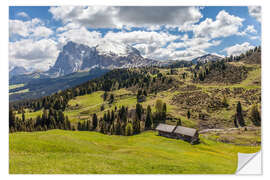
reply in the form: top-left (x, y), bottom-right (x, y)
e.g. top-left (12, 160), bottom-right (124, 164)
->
top-left (155, 123), bottom-right (176, 133)
top-left (174, 126), bottom-right (197, 137)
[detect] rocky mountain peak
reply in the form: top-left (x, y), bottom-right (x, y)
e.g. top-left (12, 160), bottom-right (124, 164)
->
top-left (47, 41), bottom-right (159, 77)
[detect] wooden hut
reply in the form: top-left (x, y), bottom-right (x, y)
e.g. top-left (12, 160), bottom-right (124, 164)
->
top-left (155, 123), bottom-right (199, 144)
top-left (173, 126), bottom-right (199, 144)
top-left (155, 124), bottom-right (176, 138)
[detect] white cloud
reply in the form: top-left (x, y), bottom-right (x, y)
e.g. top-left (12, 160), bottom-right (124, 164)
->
top-left (17, 12), bottom-right (29, 18)
top-left (49, 6), bottom-right (202, 29)
top-left (55, 27), bottom-right (221, 61)
top-left (246, 25), bottom-right (257, 34)
top-left (56, 26), bottom-right (102, 48)
top-left (250, 36), bottom-right (260, 40)
top-left (9, 7), bottom-right (261, 71)
top-left (9, 39), bottom-right (59, 71)
top-left (164, 37), bottom-right (222, 60)
top-left (194, 10), bottom-right (244, 39)
top-left (248, 6), bottom-right (261, 22)
top-left (238, 25), bottom-right (258, 36)
top-left (9, 19), bottom-right (30, 37)
top-left (223, 42), bottom-right (254, 56)
top-left (103, 30), bottom-right (180, 59)
top-left (104, 30), bottom-right (179, 46)
top-left (32, 26), bottom-right (53, 38)
top-left (9, 18), bottom-right (53, 38)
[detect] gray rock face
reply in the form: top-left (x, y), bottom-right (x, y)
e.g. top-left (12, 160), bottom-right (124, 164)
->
top-left (47, 41), bottom-right (160, 77)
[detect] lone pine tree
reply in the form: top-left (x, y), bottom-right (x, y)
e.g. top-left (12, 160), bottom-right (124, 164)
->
top-left (145, 105), bottom-right (152, 129)
top-left (250, 104), bottom-right (261, 126)
top-left (235, 101), bottom-right (245, 127)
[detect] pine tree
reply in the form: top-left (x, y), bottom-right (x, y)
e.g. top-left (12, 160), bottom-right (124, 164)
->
top-left (145, 105), bottom-right (152, 129)
top-left (155, 99), bottom-right (163, 114)
top-left (176, 118), bottom-right (181, 126)
top-left (133, 118), bottom-right (140, 134)
top-left (187, 110), bottom-right (191, 119)
top-left (115, 120), bottom-right (121, 135)
top-left (103, 91), bottom-right (108, 101)
top-left (162, 103), bottom-right (167, 121)
top-left (137, 89), bottom-right (142, 100)
top-left (22, 110), bottom-right (25, 122)
top-left (100, 104), bottom-right (105, 111)
top-left (135, 103), bottom-right (142, 121)
top-left (109, 94), bottom-right (114, 104)
top-left (77, 121), bottom-right (82, 131)
top-left (236, 101), bottom-right (245, 127)
top-left (9, 108), bottom-right (16, 129)
top-left (250, 104), bottom-right (261, 126)
top-left (125, 123), bottom-right (133, 136)
top-left (143, 90), bottom-right (147, 96)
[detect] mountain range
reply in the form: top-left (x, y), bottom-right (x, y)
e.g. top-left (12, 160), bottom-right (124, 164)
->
top-left (10, 41), bottom-right (224, 80)
top-left (9, 41), bottom-right (224, 102)
top-left (47, 41), bottom-right (162, 77)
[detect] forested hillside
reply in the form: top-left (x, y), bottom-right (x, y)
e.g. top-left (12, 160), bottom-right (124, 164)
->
top-left (9, 47), bottom-right (261, 142)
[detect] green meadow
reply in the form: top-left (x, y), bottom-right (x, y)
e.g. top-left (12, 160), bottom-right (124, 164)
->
top-left (9, 130), bottom-right (260, 174)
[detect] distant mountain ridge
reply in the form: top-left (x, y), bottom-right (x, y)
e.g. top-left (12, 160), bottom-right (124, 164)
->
top-left (9, 66), bottom-right (28, 78)
top-left (191, 54), bottom-right (223, 64)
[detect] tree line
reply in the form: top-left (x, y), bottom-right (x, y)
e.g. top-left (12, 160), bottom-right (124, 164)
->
top-left (77, 100), bottom-right (167, 136)
top-left (9, 99), bottom-right (169, 136)
top-left (9, 108), bottom-right (72, 133)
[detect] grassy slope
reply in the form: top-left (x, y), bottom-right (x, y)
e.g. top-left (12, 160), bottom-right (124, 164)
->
top-left (9, 130), bottom-right (260, 174)
top-left (21, 62), bottom-right (261, 129)
top-left (65, 90), bottom-right (137, 122)
top-left (15, 109), bottom-right (43, 119)
top-left (9, 84), bottom-right (25, 90)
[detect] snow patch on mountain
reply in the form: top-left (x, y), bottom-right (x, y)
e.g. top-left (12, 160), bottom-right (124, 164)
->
top-left (96, 41), bottom-right (140, 57)
top-left (192, 54), bottom-right (223, 64)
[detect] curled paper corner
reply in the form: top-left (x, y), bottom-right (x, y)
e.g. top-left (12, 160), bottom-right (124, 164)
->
top-left (236, 151), bottom-right (262, 175)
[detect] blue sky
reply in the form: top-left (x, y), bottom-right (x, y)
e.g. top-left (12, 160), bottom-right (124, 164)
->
top-left (9, 6), bottom-right (261, 71)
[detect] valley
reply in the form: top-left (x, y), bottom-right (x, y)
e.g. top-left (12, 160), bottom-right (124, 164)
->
top-left (9, 45), bottom-right (261, 174)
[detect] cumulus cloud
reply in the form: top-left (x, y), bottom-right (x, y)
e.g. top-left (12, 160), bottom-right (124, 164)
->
top-left (56, 25), bottom-right (102, 48)
top-left (49, 6), bottom-right (202, 29)
top-left (32, 26), bottom-right (53, 38)
top-left (164, 37), bottom-right (222, 60)
top-left (9, 19), bottom-right (31, 37)
top-left (17, 12), bottom-right (29, 18)
top-left (168, 37), bottom-right (221, 51)
top-left (9, 18), bottom-right (53, 38)
top-left (245, 25), bottom-right (257, 34)
top-left (194, 10), bottom-right (244, 39)
top-left (104, 31), bottom-right (181, 59)
top-left (250, 36), bottom-right (260, 40)
top-left (104, 30), bottom-right (179, 46)
top-left (9, 7), bottom-right (261, 71)
top-left (9, 39), bottom-right (59, 71)
top-left (238, 25), bottom-right (258, 36)
top-left (223, 42), bottom-right (254, 56)
top-left (248, 6), bottom-right (261, 22)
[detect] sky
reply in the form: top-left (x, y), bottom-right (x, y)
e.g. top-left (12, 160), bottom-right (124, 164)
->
top-left (9, 6), bottom-right (261, 71)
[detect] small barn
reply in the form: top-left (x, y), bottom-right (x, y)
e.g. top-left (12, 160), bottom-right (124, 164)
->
top-left (155, 124), bottom-right (176, 139)
top-left (155, 123), bottom-right (199, 144)
top-left (174, 126), bottom-right (199, 144)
